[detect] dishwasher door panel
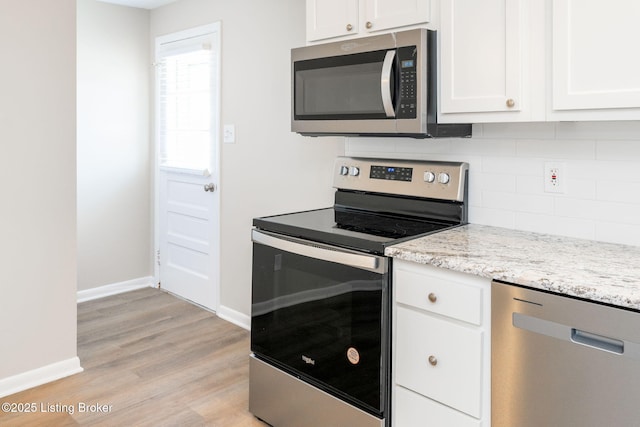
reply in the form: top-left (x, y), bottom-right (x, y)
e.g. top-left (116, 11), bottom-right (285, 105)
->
top-left (492, 281), bottom-right (640, 427)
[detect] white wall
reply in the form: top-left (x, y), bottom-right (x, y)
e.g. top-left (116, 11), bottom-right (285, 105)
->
top-left (77, 0), bottom-right (152, 292)
top-left (347, 121), bottom-right (640, 246)
top-left (150, 0), bottom-right (344, 322)
top-left (0, 0), bottom-right (80, 395)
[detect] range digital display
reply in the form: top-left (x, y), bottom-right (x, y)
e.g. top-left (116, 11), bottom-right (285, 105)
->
top-left (370, 165), bottom-right (413, 182)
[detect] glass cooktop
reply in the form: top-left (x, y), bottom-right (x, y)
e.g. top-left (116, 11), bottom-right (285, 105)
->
top-left (253, 207), bottom-right (454, 255)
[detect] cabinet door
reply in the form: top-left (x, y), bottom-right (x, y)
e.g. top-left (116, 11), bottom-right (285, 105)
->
top-left (395, 306), bottom-right (483, 418)
top-left (306, 0), bottom-right (359, 42)
top-left (363, 0), bottom-right (430, 33)
top-left (552, 0), bottom-right (640, 111)
top-left (440, 0), bottom-right (524, 114)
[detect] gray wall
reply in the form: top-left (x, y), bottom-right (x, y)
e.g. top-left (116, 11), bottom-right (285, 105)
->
top-left (77, 0), bottom-right (152, 291)
top-left (0, 0), bottom-right (78, 384)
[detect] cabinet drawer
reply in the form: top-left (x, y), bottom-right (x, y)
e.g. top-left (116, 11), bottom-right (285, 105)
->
top-left (395, 306), bottom-right (483, 418)
top-left (395, 386), bottom-right (482, 427)
top-left (395, 267), bottom-right (483, 325)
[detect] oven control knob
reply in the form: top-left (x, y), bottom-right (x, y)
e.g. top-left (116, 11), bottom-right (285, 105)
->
top-left (438, 173), bottom-right (450, 184)
top-left (340, 166), bottom-right (349, 176)
top-left (424, 171), bottom-right (436, 183)
top-left (349, 166), bottom-right (360, 177)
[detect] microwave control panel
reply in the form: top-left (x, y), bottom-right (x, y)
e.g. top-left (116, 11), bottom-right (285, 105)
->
top-left (397, 46), bottom-right (417, 119)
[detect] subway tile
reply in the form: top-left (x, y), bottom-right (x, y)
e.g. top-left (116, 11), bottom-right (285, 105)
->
top-left (472, 172), bottom-right (517, 193)
top-left (596, 222), bottom-right (640, 246)
top-left (596, 140), bottom-right (640, 161)
top-left (479, 122), bottom-right (555, 139)
top-left (515, 212), bottom-right (596, 241)
top-left (556, 121), bottom-right (640, 140)
top-left (482, 156), bottom-right (542, 176)
top-left (468, 207), bottom-right (516, 229)
top-left (554, 198), bottom-right (600, 220)
top-left (345, 122), bottom-right (640, 247)
top-left (394, 138), bottom-right (451, 155)
top-left (516, 139), bottom-right (596, 160)
top-left (482, 191), bottom-right (554, 215)
top-left (596, 180), bottom-right (640, 203)
top-left (450, 138), bottom-right (516, 157)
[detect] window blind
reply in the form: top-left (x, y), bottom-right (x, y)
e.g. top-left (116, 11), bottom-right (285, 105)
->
top-left (158, 35), bottom-right (214, 172)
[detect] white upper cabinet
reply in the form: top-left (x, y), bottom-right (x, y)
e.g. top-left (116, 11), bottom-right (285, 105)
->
top-left (439, 0), bottom-right (640, 123)
top-left (438, 0), bottom-right (545, 123)
top-left (306, 0), bottom-right (430, 42)
top-left (363, 0), bottom-right (430, 34)
top-left (550, 0), bottom-right (640, 118)
top-left (306, 0), bottom-right (359, 42)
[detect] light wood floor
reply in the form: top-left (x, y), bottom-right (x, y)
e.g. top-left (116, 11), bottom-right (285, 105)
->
top-left (0, 288), bottom-right (268, 426)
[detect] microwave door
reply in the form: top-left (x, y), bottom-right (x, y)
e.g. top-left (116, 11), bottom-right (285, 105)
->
top-left (292, 49), bottom-right (399, 135)
top-left (380, 50), bottom-right (397, 118)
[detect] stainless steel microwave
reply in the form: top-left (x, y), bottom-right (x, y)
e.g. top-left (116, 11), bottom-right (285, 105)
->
top-left (291, 29), bottom-right (471, 138)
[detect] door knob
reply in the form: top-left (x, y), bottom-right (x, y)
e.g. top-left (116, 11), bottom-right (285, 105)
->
top-left (204, 183), bottom-right (216, 192)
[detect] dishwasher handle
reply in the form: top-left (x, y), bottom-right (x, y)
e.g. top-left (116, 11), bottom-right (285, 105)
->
top-left (571, 328), bottom-right (624, 354)
top-left (513, 313), bottom-right (628, 356)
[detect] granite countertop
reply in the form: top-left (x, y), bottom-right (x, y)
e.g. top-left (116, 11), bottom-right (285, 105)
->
top-left (385, 224), bottom-right (640, 311)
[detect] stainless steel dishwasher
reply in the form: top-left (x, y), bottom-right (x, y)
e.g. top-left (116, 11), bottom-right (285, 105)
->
top-left (492, 281), bottom-right (640, 427)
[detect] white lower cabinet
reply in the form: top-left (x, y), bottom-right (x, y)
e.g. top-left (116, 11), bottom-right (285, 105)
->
top-left (392, 260), bottom-right (491, 426)
top-left (395, 386), bottom-right (481, 427)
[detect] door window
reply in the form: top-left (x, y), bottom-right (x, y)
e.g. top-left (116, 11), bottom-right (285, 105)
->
top-left (157, 30), bottom-right (218, 173)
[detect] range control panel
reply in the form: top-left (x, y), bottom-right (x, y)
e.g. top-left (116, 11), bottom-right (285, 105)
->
top-left (334, 157), bottom-right (468, 202)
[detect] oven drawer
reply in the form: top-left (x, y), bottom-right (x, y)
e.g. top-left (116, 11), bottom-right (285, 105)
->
top-left (395, 386), bottom-right (482, 427)
top-left (395, 306), bottom-right (483, 418)
top-left (395, 266), bottom-right (482, 325)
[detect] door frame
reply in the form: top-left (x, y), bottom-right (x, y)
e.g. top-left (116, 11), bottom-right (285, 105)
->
top-left (152, 22), bottom-right (222, 312)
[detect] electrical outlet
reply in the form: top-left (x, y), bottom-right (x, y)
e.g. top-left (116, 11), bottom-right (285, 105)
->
top-left (223, 124), bottom-right (235, 144)
top-left (544, 162), bottom-right (566, 194)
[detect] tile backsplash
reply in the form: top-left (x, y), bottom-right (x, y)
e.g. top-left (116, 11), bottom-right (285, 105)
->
top-left (346, 121), bottom-right (640, 247)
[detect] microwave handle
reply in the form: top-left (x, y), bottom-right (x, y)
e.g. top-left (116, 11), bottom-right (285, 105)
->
top-left (381, 50), bottom-right (396, 118)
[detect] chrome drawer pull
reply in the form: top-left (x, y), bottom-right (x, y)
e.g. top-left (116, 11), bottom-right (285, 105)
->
top-left (428, 293), bottom-right (437, 303)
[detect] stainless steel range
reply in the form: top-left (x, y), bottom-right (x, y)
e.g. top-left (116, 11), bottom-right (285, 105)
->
top-left (249, 157), bottom-right (469, 427)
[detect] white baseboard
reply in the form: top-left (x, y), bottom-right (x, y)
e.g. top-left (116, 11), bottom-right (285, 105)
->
top-left (77, 276), bottom-right (155, 303)
top-left (217, 305), bottom-right (251, 330)
top-left (0, 357), bottom-right (83, 398)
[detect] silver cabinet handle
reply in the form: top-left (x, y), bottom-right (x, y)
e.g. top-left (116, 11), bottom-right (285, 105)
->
top-left (381, 50), bottom-right (396, 118)
top-left (204, 183), bottom-right (216, 192)
top-left (428, 355), bottom-right (438, 366)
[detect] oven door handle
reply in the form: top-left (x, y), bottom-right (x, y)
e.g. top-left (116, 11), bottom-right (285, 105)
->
top-left (252, 230), bottom-right (387, 274)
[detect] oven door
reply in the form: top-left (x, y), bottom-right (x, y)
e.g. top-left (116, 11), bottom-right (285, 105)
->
top-left (251, 229), bottom-right (390, 416)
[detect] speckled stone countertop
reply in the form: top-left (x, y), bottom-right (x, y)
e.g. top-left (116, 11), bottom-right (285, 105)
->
top-left (385, 224), bottom-right (640, 311)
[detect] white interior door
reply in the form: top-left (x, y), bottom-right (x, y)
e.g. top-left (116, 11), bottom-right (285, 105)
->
top-left (155, 23), bottom-right (221, 311)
